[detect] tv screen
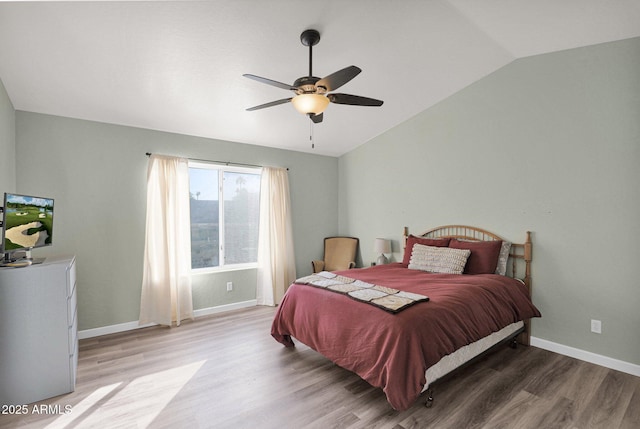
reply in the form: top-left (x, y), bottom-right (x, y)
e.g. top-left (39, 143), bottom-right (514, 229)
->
top-left (1, 193), bottom-right (54, 255)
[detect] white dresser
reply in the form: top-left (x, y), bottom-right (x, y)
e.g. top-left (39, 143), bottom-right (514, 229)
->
top-left (0, 256), bottom-right (78, 405)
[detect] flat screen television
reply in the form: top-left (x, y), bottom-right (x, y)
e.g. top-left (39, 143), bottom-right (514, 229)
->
top-left (1, 192), bottom-right (54, 263)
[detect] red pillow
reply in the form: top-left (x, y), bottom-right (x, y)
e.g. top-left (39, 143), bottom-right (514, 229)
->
top-left (449, 239), bottom-right (503, 274)
top-left (402, 235), bottom-right (450, 266)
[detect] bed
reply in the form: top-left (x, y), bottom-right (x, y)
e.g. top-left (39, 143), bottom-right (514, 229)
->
top-left (271, 225), bottom-right (541, 411)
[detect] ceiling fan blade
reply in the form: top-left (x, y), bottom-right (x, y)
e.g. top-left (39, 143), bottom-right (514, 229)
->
top-left (246, 98), bottom-right (292, 111)
top-left (328, 93), bottom-right (384, 106)
top-left (310, 113), bottom-right (323, 123)
top-left (316, 66), bottom-right (361, 92)
top-left (243, 74), bottom-right (297, 91)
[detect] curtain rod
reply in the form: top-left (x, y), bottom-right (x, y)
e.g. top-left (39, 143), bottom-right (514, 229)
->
top-left (145, 152), bottom-right (288, 171)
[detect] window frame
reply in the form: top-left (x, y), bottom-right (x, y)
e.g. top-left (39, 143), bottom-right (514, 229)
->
top-left (188, 161), bottom-right (262, 273)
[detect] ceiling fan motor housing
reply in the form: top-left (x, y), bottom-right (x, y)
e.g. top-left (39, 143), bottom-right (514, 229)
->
top-left (293, 76), bottom-right (325, 94)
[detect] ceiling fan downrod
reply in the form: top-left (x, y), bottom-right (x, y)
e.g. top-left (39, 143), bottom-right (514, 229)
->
top-left (300, 29), bottom-right (320, 78)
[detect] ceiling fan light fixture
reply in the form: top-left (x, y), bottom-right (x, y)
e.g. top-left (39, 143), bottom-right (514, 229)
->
top-left (292, 93), bottom-right (330, 115)
top-left (244, 29), bottom-right (383, 124)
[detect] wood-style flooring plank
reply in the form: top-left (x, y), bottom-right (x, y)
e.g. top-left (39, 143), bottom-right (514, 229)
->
top-left (574, 370), bottom-right (638, 429)
top-left (620, 381), bottom-right (640, 429)
top-left (1, 306), bottom-right (638, 429)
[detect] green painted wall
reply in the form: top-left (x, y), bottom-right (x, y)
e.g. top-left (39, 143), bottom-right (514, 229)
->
top-left (0, 78), bottom-right (15, 192)
top-left (338, 38), bottom-right (640, 365)
top-left (15, 112), bottom-right (338, 330)
top-left (7, 37), bottom-right (640, 368)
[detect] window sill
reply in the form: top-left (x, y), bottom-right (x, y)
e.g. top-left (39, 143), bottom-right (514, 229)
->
top-left (191, 264), bottom-right (258, 275)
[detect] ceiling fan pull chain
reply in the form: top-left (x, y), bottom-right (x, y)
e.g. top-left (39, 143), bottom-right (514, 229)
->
top-left (310, 119), bottom-right (314, 149)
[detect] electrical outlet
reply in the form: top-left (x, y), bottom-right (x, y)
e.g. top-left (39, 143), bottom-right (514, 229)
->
top-left (591, 319), bottom-right (602, 334)
top-left (226, 282), bottom-right (233, 292)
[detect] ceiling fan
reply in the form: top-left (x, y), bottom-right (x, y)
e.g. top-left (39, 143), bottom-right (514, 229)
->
top-left (243, 29), bottom-right (383, 123)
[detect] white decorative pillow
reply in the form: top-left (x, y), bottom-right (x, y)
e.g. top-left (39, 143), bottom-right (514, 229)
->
top-left (495, 241), bottom-right (512, 276)
top-left (408, 244), bottom-right (471, 274)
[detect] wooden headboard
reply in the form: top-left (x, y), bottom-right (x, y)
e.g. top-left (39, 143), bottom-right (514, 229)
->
top-left (403, 225), bottom-right (532, 289)
top-left (403, 225), bottom-right (533, 344)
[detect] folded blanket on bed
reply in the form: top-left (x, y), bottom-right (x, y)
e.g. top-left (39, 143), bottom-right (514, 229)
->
top-left (294, 271), bottom-right (429, 313)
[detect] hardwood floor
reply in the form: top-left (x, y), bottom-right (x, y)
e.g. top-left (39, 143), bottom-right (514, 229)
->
top-left (2, 306), bottom-right (638, 429)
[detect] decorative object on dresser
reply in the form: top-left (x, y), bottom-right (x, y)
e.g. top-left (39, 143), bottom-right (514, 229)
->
top-left (273, 225), bottom-right (539, 410)
top-left (0, 256), bottom-right (78, 405)
top-left (1, 192), bottom-right (55, 266)
top-left (374, 238), bottom-right (391, 265)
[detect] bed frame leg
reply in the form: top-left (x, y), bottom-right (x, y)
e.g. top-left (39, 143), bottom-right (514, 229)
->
top-left (425, 389), bottom-right (434, 408)
top-left (510, 338), bottom-right (518, 349)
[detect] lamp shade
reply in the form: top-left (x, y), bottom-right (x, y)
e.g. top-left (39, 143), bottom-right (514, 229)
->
top-left (291, 94), bottom-right (330, 115)
top-left (374, 238), bottom-right (391, 254)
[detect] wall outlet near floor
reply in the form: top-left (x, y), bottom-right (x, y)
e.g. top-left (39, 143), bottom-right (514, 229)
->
top-left (226, 282), bottom-right (233, 292)
top-left (591, 319), bottom-right (602, 334)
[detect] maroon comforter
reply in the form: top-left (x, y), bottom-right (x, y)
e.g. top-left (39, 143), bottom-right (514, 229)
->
top-left (271, 263), bottom-right (541, 411)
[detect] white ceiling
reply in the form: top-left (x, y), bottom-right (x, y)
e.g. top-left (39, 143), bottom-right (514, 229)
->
top-left (1, 1), bottom-right (639, 157)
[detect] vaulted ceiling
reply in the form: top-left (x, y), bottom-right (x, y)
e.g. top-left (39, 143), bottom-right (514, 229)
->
top-left (1, 1), bottom-right (639, 156)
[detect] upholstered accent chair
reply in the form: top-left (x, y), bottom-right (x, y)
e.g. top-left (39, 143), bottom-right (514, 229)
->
top-left (312, 236), bottom-right (359, 273)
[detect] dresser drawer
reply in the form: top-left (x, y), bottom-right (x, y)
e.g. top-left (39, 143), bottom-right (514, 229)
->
top-left (68, 337), bottom-right (79, 391)
top-left (67, 281), bottom-right (78, 326)
top-left (66, 258), bottom-right (77, 297)
top-left (68, 308), bottom-right (78, 355)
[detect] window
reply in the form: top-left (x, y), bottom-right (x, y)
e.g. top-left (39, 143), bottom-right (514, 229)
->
top-left (188, 162), bottom-right (261, 270)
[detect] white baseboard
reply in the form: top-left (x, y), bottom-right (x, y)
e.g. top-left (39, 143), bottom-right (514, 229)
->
top-left (192, 299), bottom-right (257, 318)
top-left (530, 336), bottom-right (640, 377)
top-left (78, 299), bottom-right (258, 340)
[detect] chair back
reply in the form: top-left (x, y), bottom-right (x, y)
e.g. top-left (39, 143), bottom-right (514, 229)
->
top-left (323, 237), bottom-right (359, 271)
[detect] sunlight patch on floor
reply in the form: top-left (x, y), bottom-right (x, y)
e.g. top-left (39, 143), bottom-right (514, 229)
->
top-left (44, 382), bottom-right (122, 429)
top-left (45, 360), bottom-right (206, 428)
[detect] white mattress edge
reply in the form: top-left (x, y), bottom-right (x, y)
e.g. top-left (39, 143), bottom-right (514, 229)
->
top-left (422, 320), bottom-right (524, 391)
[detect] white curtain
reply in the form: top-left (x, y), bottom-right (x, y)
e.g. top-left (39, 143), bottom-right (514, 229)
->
top-left (257, 167), bottom-right (297, 306)
top-left (139, 154), bottom-right (194, 326)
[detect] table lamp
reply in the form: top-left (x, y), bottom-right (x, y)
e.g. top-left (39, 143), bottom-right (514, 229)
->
top-left (374, 238), bottom-right (391, 265)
